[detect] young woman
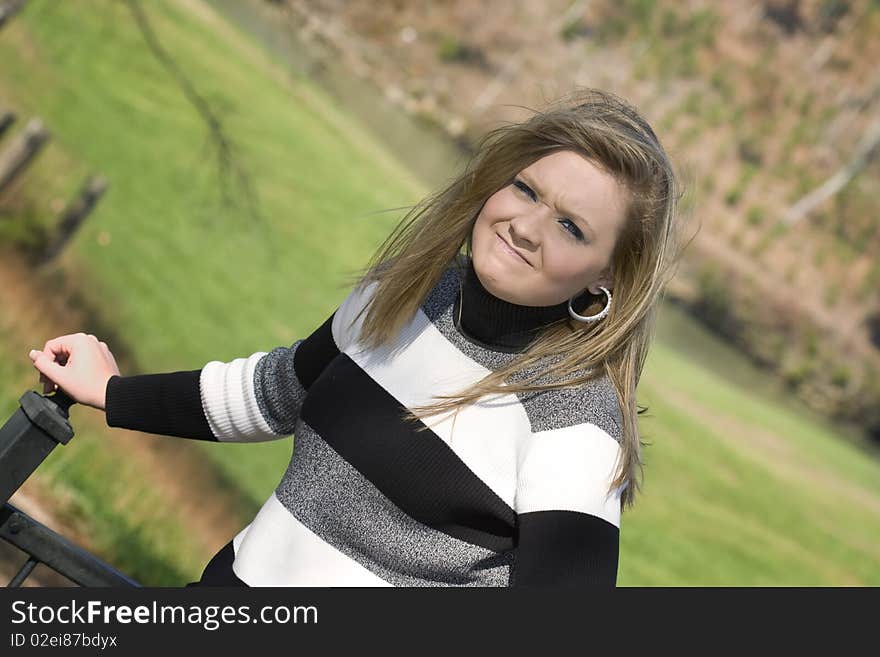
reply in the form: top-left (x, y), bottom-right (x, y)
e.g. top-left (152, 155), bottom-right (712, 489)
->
top-left (28, 87), bottom-right (687, 588)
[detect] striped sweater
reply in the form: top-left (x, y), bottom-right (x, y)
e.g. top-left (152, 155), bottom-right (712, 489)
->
top-left (105, 257), bottom-right (626, 587)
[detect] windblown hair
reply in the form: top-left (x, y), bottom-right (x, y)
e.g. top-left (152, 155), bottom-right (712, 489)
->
top-left (340, 87), bottom-right (691, 511)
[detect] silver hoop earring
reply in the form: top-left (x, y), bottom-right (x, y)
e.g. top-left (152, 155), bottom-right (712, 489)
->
top-left (568, 286), bottom-right (612, 323)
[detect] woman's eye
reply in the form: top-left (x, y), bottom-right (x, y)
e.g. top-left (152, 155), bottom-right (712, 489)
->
top-left (559, 218), bottom-right (585, 241)
top-left (513, 179), bottom-right (585, 242)
top-left (513, 179), bottom-right (536, 201)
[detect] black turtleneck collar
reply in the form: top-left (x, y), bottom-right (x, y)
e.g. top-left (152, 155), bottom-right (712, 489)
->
top-left (451, 257), bottom-right (571, 353)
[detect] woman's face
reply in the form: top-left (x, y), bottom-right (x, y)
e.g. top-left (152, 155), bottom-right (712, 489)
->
top-left (471, 150), bottom-right (630, 307)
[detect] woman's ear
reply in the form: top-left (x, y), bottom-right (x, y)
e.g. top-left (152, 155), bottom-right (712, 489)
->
top-left (589, 265), bottom-right (614, 295)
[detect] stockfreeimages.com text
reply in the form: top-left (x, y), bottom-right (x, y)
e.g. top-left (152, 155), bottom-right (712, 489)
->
top-left (11, 599), bottom-right (317, 631)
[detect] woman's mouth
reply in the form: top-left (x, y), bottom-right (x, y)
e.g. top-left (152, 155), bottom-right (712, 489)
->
top-left (496, 233), bottom-right (531, 266)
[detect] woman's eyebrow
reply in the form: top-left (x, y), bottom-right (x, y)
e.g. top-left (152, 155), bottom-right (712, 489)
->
top-left (519, 171), bottom-right (595, 239)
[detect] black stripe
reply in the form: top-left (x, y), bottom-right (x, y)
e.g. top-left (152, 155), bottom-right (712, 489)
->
top-left (300, 354), bottom-right (515, 553)
top-left (511, 510), bottom-right (619, 588)
top-left (186, 540), bottom-right (248, 587)
top-left (105, 371), bottom-right (217, 441)
top-left (293, 311), bottom-right (339, 388)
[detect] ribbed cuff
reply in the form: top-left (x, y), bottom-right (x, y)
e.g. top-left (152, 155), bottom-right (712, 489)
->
top-left (105, 370), bottom-right (217, 441)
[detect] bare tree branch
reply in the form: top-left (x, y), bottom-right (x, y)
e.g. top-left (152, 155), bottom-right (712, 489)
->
top-left (124, 0), bottom-right (275, 254)
top-left (784, 117), bottom-right (880, 225)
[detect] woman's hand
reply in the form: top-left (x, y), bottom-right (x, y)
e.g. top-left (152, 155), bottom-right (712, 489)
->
top-left (28, 332), bottom-right (121, 411)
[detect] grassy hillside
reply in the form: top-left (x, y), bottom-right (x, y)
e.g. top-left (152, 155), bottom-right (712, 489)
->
top-left (0, 0), bottom-right (422, 584)
top-left (0, 0), bottom-right (877, 585)
top-left (631, 303), bottom-right (880, 585)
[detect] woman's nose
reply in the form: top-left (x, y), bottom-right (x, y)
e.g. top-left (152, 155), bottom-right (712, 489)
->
top-left (509, 205), bottom-right (549, 245)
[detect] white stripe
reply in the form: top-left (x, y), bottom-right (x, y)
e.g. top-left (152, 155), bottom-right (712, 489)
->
top-left (231, 492), bottom-right (392, 587)
top-left (199, 352), bottom-right (281, 442)
top-left (344, 304), bottom-right (530, 509)
top-left (516, 422), bottom-right (624, 528)
top-left (331, 280), bottom-right (377, 353)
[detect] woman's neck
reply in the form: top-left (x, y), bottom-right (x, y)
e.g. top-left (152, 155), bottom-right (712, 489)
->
top-left (452, 257), bottom-right (570, 353)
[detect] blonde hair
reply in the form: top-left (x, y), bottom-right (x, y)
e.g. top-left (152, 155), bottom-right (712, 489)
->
top-left (340, 87), bottom-right (691, 511)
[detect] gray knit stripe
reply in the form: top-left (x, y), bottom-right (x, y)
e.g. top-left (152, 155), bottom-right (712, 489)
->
top-left (252, 340), bottom-right (308, 436)
top-left (421, 264), bottom-right (623, 441)
top-left (517, 377), bottom-right (623, 438)
top-left (274, 420), bottom-right (513, 587)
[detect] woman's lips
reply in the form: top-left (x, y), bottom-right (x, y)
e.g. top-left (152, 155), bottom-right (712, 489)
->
top-left (496, 233), bottom-right (531, 266)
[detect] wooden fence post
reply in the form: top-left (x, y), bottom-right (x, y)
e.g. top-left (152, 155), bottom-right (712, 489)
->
top-left (0, 110), bottom-right (14, 139)
top-left (0, 0), bottom-right (27, 30)
top-left (0, 117), bottom-right (50, 196)
top-left (36, 175), bottom-right (108, 266)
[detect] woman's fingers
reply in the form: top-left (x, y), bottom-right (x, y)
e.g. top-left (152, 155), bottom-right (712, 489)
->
top-left (41, 333), bottom-right (84, 366)
top-left (28, 333), bottom-right (119, 409)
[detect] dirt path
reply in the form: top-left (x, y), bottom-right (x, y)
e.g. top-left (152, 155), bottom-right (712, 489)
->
top-left (0, 247), bottom-right (249, 586)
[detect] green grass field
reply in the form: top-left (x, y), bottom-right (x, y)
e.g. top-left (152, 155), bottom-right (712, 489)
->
top-left (0, 0), bottom-right (877, 585)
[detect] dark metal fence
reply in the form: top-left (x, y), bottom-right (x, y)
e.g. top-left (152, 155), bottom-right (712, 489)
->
top-left (0, 389), bottom-right (140, 587)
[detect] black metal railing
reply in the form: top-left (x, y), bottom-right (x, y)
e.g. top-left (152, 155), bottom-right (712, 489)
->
top-left (0, 389), bottom-right (140, 587)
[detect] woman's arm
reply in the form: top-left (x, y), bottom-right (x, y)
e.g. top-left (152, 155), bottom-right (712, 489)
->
top-left (104, 313), bottom-right (340, 442)
top-left (31, 279), bottom-right (373, 442)
top-left (511, 422), bottom-right (624, 588)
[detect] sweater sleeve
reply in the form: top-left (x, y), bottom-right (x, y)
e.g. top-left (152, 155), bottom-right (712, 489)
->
top-left (511, 422), bottom-right (625, 588)
top-left (105, 311), bottom-right (340, 442)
